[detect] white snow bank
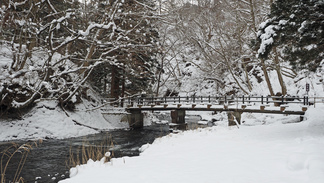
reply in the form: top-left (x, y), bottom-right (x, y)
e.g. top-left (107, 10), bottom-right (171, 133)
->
top-left (59, 104), bottom-right (324, 183)
top-left (0, 100), bottom-right (128, 141)
top-left (305, 104), bottom-right (324, 136)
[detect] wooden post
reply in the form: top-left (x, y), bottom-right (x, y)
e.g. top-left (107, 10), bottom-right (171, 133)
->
top-left (261, 96), bottom-right (264, 104)
top-left (302, 106), bottom-right (308, 111)
top-left (281, 96), bottom-right (284, 104)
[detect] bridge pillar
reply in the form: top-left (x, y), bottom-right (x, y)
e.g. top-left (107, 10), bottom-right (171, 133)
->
top-left (171, 109), bottom-right (186, 124)
top-left (227, 111), bottom-right (242, 126)
top-left (127, 109), bottom-right (143, 128)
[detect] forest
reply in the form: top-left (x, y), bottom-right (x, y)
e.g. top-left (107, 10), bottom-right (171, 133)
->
top-left (0, 0), bottom-right (323, 116)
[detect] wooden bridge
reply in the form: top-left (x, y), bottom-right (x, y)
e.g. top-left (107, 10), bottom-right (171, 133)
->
top-left (124, 95), bottom-right (312, 128)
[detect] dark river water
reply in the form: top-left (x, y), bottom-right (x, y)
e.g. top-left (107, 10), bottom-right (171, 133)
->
top-left (0, 115), bottom-right (204, 183)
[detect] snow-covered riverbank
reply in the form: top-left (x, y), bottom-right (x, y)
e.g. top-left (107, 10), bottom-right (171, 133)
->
top-left (1, 96), bottom-right (323, 183)
top-left (0, 100), bottom-right (129, 141)
top-left (59, 105), bottom-right (324, 183)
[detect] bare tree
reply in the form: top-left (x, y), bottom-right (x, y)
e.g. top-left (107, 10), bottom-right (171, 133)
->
top-left (0, 0), bottom-right (159, 113)
top-left (156, 0), bottom-right (278, 96)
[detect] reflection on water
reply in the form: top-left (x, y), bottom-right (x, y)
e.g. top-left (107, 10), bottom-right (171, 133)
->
top-left (1, 115), bottom-right (208, 183)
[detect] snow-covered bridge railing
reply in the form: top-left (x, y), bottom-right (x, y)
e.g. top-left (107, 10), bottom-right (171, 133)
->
top-left (121, 95), bottom-right (317, 128)
top-left (125, 95), bottom-right (311, 107)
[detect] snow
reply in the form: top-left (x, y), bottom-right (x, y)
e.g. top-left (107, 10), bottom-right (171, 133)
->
top-left (1, 6), bottom-right (324, 182)
top-left (59, 104), bottom-right (324, 183)
top-left (304, 44), bottom-right (317, 51)
top-left (279, 20), bottom-right (288, 26)
top-left (257, 24), bottom-right (279, 55)
top-left (78, 22), bottom-right (116, 36)
top-left (298, 21), bottom-right (308, 33)
top-left (0, 100), bottom-right (128, 141)
top-left (1, 47), bottom-right (323, 181)
top-left (0, 45), bottom-right (12, 68)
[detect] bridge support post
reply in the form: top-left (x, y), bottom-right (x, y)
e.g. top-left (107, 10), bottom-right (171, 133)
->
top-left (127, 109), bottom-right (143, 128)
top-left (171, 109), bottom-right (186, 124)
top-left (228, 111), bottom-right (242, 126)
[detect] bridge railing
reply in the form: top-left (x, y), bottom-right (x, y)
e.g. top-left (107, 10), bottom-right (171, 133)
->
top-left (124, 95), bottom-right (310, 107)
top-left (308, 97), bottom-right (324, 105)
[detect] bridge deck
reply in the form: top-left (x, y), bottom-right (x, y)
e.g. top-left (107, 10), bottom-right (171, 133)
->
top-left (125, 103), bottom-right (306, 128)
top-left (126, 104), bottom-right (305, 115)
top-left (122, 95), bottom-right (311, 128)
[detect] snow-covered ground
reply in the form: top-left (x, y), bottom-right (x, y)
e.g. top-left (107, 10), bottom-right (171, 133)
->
top-left (59, 104), bottom-right (324, 183)
top-left (0, 98), bottom-right (161, 141)
top-left (0, 100), bottom-right (129, 141)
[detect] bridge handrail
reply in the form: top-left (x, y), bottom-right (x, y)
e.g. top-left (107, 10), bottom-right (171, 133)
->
top-left (123, 95), bottom-right (312, 107)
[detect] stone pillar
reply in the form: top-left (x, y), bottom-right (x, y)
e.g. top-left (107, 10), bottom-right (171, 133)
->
top-left (127, 109), bottom-right (143, 128)
top-left (227, 111), bottom-right (242, 126)
top-left (177, 109), bottom-right (185, 124)
top-left (171, 109), bottom-right (186, 124)
top-left (171, 110), bottom-right (178, 123)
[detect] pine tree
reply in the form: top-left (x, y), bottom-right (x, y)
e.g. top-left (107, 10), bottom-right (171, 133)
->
top-left (257, 0), bottom-right (324, 71)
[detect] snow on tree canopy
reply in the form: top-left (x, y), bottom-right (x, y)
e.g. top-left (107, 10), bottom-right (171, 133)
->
top-left (257, 24), bottom-right (279, 56)
top-left (256, 0), bottom-right (324, 71)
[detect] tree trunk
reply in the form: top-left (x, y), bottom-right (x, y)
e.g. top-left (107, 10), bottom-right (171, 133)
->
top-left (274, 47), bottom-right (287, 95)
top-left (260, 57), bottom-right (275, 96)
top-left (103, 78), bottom-right (107, 95)
top-left (110, 65), bottom-right (120, 103)
top-left (248, 0), bottom-right (257, 36)
top-left (242, 58), bottom-right (252, 92)
top-left (155, 57), bottom-right (164, 97)
top-left (121, 68), bottom-right (125, 107)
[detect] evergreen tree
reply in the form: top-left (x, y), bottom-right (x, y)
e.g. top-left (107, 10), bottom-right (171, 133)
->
top-left (257, 0), bottom-right (324, 71)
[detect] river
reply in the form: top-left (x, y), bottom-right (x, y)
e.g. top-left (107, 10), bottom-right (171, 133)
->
top-left (1, 115), bottom-right (204, 183)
